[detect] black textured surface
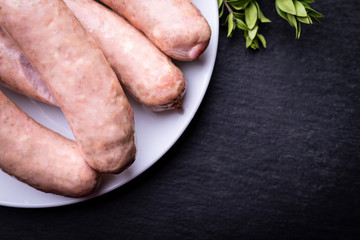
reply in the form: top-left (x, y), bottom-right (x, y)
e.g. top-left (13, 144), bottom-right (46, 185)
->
top-left (1, 1), bottom-right (360, 239)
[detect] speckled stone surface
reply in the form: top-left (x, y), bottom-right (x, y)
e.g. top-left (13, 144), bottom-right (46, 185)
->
top-left (1, 1), bottom-right (359, 239)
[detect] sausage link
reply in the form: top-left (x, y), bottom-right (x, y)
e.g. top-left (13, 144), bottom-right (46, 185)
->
top-left (0, 91), bottom-right (99, 197)
top-left (0, 27), bottom-right (57, 105)
top-left (0, 0), bottom-right (136, 173)
top-left (63, 0), bottom-right (186, 111)
top-left (99, 0), bottom-right (211, 61)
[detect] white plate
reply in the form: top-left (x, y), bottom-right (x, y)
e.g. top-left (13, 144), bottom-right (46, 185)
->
top-left (0, 0), bottom-right (219, 208)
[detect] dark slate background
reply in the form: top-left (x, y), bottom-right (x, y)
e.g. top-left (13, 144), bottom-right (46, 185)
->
top-left (1, 1), bottom-right (360, 239)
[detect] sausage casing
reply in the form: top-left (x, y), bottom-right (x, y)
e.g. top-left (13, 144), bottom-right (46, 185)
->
top-left (0, 91), bottom-right (99, 197)
top-left (0, 0), bottom-right (136, 173)
top-left (0, 27), bottom-right (57, 105)
top-left (64, 0), bottom-right (186, 110)
top-left (99, 0), bottom-right (211, 61)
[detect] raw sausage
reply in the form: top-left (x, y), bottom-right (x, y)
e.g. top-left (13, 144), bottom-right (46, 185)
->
top-left (0, 0), bottom-right (136, 173)
top-left (1, 16), bottom-right (184, 111)
top-left (0, 0), bottom-right (136, 174)
top-left (63, 0), bottom-right (186, 111)
top-left (0, 0), bottom-right (186, 111)
top-left (99, 0), bottom-right (211, 61)
top-left (0, 27), bottom-right (57, 105)
top-left (0, 90), bottom-right (99, 197)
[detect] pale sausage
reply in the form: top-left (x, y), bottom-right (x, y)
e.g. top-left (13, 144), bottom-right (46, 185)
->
top-left (0, 0), bottom-right (136, 173)
top-left (0, 27), bottom-right (57, 105)
top-left (64, 0), bottom-right (186, 110)
top-left (0, 90), bottom-right (99, 197)
top-left (99, 0), bottom-right (211, 61)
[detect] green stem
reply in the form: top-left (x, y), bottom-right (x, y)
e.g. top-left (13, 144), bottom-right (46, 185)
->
top-left (224, 0), bottom-right (233, 15)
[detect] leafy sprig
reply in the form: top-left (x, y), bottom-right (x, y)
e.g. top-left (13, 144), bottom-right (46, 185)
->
top-left (219, 0), bottom-right (323, 49)
top-left (275, 0), bottom-right (323, 39)
top-left (218, 0), bottom-right (271, 49)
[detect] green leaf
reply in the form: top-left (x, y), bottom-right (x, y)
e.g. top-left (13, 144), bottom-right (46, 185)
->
top-left (246, 36), bottom-right (252, 48)
top-left (248, 25), bottom-right (259, 40)
top-left (227, 0), bottom-right (251, 10)
top-left (307, 16), bottom-right (313, 24)
top-left (309, 15), bottom-right (321, 23)
top-left (276, 0), bottom-right (296, 15)
top-left (296, 20), bottom-right (301, 38)
top-left (297, 16), bottom-right (311, 24)
top-left (218, 0), bottom-right (223, 8)
top-left (227, 13), bottom-right (235, 37)
top-left (254, 1), bottom-right (271, 23)
top-left (258, 10), bottom-right (271, 23)
top-left (257, 34), bottom-right (267, 48)
top-left (301, 0), bottom-right (314, 3)
top-left (305, 7), bottom-right (324, 18)
top-left (244, 31), bottom-right (252, 48)
top-left (287, 13), bottom-right (301, 39)
top-left (293, 0), bottom-right (307, 17)
top-left (233, 12), bottom-right (245, 19)
top-left (219, 4), bottom-right (224, 18)
top-left (236, 18), bottom-right (249, 31)
top-left (245, 1), bottom-right (258, 29)
top-left (251, 38), bottom-right (260, 49)
top-left (276, 3), bottom-right (289, 21)
top-left (286, 13), bottom-right (297, 27)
